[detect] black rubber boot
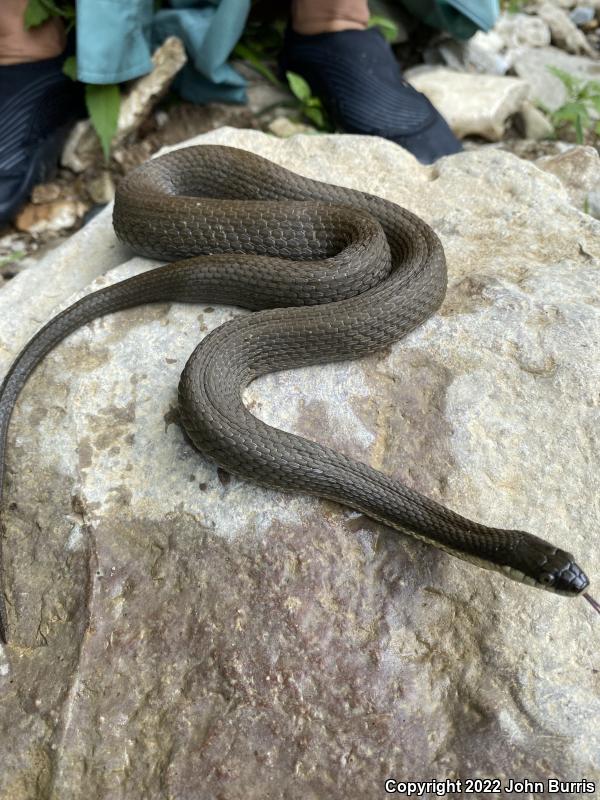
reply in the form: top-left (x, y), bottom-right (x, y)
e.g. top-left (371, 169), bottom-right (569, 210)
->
top-left (279, 26), bottom-right (462, 164)
top-left (0, 55), bottom-right (85, 224)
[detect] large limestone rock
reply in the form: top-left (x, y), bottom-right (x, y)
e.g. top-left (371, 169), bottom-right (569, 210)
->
top-left (0, 129), bottom-right (599, 799)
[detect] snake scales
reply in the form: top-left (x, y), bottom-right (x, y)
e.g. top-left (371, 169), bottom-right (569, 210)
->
top-left (0, 144), bottom-right (595, 642)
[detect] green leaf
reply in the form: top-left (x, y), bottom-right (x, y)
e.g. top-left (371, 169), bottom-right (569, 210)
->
top-left (44, 0), bottom-right (74, 17)
top-left (595, 120), bottom-right (600, 136)
top-left (547, 66), bottom-right (581, 99)
top-left (85, 83), bottom-right (120, 161)
top-left (232, 42), bottom-right (281, 87)
top-left (303, 105), bottom-right (327, 130)
top-left (286, 71), bottom-right (312, 103)
top-left (552, 102), bottom-right (589, 125)
top-left (0, 250), bottom-right (26, 268)
top-left (24, 0), bottom-right (51, 28)
top-left (575, 113), bottom-right (584, 144)
top-left (367, 15), bottom-right (399, 43)
top-left (589, 95), bottom-right (600, 115)
top-left (62, 55), bottom-right (77, 81)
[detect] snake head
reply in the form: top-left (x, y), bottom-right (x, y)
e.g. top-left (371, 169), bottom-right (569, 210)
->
top-left (505, 532), bottom-right (589, 596)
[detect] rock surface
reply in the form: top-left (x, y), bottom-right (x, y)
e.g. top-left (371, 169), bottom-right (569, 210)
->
top-left (61, 37), bottom-right (187, 174)
top-left (512, 44), bottom-right (600, 111)
top-left (406, 67), bottom-right (530, 140)
top-left (0, 128), bottom-right (599, 799)
top-left (537, 0), bottom-right (597, 54)
top-left (536, 144), bottom-right (600, 209)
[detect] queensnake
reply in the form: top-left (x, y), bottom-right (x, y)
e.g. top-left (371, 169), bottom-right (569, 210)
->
top-left (0, 144), bottom-right (596, 642)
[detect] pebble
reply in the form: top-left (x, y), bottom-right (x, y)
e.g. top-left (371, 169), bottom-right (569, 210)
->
top-left (14, 199), bottom-right (89, 234)
top-left (569, 7), bottom-right (596, 26)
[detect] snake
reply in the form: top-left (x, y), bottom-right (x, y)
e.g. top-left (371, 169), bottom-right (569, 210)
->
top-left (0, 144), bottom-right (596, 642)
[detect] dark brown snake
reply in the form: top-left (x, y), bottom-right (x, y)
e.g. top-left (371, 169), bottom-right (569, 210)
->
top-left (0, 144), bottom-right (596, 642)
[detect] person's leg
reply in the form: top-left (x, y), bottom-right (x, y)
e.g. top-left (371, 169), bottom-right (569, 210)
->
top-left (0, 1), bottom-right (84, 224)
top-left (291, 0), bottom-right (368, 34)
top-left (281, 0), bottom-right (462, 164)
top-left (0, 0), bottom-right (66, 64)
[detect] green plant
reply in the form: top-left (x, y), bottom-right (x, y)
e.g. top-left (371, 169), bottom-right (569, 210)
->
top-left (233, 19), bottom-right (331, 130)
top-left (367, 15), bottom-right (399, 43)
top-left (25, 0), bottom-right (121, 161)
top-left (24, 0), bottom-right (75, 32)
top-left (0, 251), bottom-right (26, 269)
top-left (546, 66), bottom-right (600, 144)
top-left (285, 72), bottom-right (332, 131)
top-left (500, 0), bottom-right (526, 12)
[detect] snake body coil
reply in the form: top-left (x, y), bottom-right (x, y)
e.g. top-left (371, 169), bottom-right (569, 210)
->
top-left (0, 145), bottom-right (591, 641)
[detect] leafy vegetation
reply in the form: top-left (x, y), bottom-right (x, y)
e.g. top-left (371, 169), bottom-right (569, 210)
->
top-left (367, 15), bottom-right (399, 43)
top-left (546, 67), bottom-right (600, 144)
top-left (500, 0), bottom-right (526, 12)
top-left (234, 14), bottom-right (397, 131)
top-left (285, 72), bottom-right (332, 130)
top-left (24, 0), bottom-right (75, 32)
top-left (25, 0), bottom-right (121, 160)
top-left (0, 251), bottom-right (26, 269)
top-left (23, 4), bottom-right (399, 148)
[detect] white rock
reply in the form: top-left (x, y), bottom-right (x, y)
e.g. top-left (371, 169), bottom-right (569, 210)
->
top-left (86, 171), bottom-right (116, 205)
top-left (31, 182), bottom-right (62, 204)
top-left (268, 117), bottom-right (316, 137)
top-left (14, 198), bottom-right (88, 234)
top-left (233, 60), bottom-right (292, 117)
top-left (437, 35), bottom-right (510, 75)
top-left (61, 119), bottom-right (99, 173)
top-left (536, 144), bottom-right (600, 208)
top-left (495, 12), bottom-right (552, 49)
top-left (1, 128), bottom-right (599, 797)
top-left (512, 45), bottom-right (600, 110)
top-left (115, 36), bottom-right (187, 146)
top-left (586, 187), bottom-right (600, 217)
top-left (406, 66), bottom-right (530, 139)
top-left (537, 1), bottom-right (597, 53)
top-left (570, 6), bottom-right (596, 25)
top-left (518, 99), bottom-right (555, 138)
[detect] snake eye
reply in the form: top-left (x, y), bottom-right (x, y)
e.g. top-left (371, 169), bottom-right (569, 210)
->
top-left (539, 572), bottom-right (554, 586)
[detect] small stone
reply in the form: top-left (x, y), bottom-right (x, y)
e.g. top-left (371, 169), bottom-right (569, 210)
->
top-left (14, 198), bottom-right (89, 234)
top-left (61, 120), bottom-right (101, 173)
top-left (536, 145), bottom-right (600, 208)
top-left (518, 100), bottom-right (555, 139)
top-left (537, 1), bottom-right (597, 54)
top-left (512, 46), bottom-right (600, 111)
top-left (31, 182), bottom-right (61, 204)
top-left (569, 6), bottom-right (596, 25)
top-left (495, 13), bottom-right (552, 49)
top-left (233, 60), bottom-right (294, 118)
top-left (0, 231), bottom-right (31, 276)
top-left (405, 66), bottom-right (530, 140)
top-left (465, 34), bottom-right (511, 74)
top-left (154, 110), bottom-right (169, 129)
top-left (86, 171), bottom-right (115, 205)
top-left (268, 117), bottom-right (316, 137)
top-left (585, 188), bottom-right (600, 218)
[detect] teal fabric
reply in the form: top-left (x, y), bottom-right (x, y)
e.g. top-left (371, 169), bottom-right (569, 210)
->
top-left (399, 0), bottom-right (499, 39)
top-left (76, 0), bottom-right (498, 103)
top-left (77, 0), bottom-right (250, 104)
